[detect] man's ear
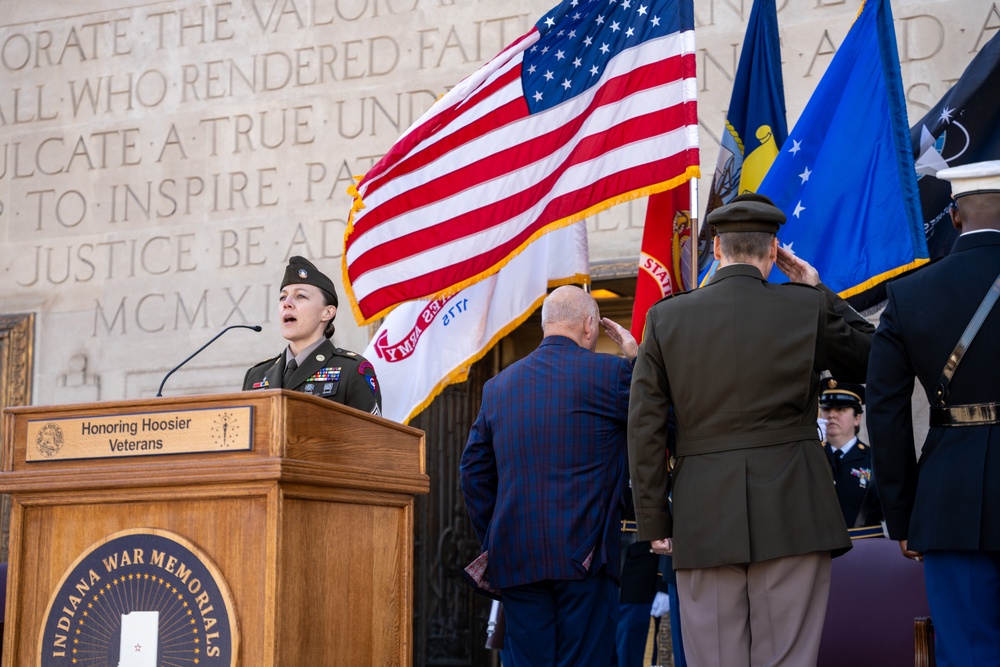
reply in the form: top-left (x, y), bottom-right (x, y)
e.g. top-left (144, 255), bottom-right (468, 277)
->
top-left (949, 202), bottom-right (963, 232)
top-left (583, 313), bottom-right (600, 349)
top-left (713, 235), bottom-right (722, 260)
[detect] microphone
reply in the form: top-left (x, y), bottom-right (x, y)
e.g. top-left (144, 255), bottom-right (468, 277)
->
top-left (156, 324), bottom-right (263, 397)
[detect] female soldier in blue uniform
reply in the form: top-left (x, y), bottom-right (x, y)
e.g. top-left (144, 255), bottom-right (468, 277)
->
top-left (819, 379), bottom-right (882, 528)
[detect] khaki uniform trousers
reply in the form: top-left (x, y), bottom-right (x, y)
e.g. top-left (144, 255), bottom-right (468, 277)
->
top-left (676, 551), bottom-right (831, 667)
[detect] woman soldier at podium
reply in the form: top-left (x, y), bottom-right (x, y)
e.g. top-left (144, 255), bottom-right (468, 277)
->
top-left (243, 256), bottom-right (383, 416)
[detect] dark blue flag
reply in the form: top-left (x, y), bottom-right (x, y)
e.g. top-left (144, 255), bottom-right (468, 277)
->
top-left (705, 0), bottom-right (786, 211)
top-left (700, 0), bottom-right (786, 283)
top-left (758, 0), bottom-right (929, 297)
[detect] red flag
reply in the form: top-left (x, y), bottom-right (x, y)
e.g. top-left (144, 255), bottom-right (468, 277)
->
top-left (630, 187), bottom-right (693, 342)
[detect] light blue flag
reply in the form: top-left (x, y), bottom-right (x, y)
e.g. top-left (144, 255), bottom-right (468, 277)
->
top-left (759, 0), bottom-right (928, 295)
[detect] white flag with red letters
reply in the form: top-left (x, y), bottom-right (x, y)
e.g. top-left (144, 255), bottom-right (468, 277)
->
top-left (365, 223), bottom-right (589, 424)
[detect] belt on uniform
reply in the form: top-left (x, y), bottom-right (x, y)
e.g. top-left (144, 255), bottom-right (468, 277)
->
top-left (621, 520), bottom-right (637, 533)
top-left (848, 525), bottom-right (885, 540)
top-left (929, 403), bottom-right (1000, 427)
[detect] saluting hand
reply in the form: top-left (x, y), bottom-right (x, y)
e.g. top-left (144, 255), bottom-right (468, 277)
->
top-left (601, 317), bottom-right (638, 361)
top-left (776, 246), bottom-right (820, 286)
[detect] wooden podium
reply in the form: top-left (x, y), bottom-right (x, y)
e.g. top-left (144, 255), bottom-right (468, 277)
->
top-left (0, 389), bottom-right (428, 665)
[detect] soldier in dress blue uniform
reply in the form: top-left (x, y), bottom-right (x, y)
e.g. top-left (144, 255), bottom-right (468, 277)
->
top-left (243, 256), bottom-right (382, 415)
top-left (868, 160), bottom-right (1000, 666)
top-left (820, 378), bottom-right (882, 528)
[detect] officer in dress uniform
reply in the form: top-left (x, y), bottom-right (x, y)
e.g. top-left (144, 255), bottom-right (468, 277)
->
top-left (243, 256), bottom-right (382, 415)
top-left (868, 160), bottom-right (1000, 666)
top-left (628, 193), bottom-right (873, 667)
top-left (819, 378), bottom-right (882, 528)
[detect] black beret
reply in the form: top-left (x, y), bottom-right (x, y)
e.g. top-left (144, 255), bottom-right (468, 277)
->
top-left (281, 256), bottom-right (338, 308)
top-left (707, 193), bottom-right (786, 233)
top-left (819, 377), bottom-right (865, 412)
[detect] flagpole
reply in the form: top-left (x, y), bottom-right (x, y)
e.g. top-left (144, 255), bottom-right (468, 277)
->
top-left (689, 177), bottom-right (700, 291)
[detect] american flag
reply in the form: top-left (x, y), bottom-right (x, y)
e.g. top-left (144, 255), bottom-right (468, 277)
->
top-left (343, 0), bottom-right (698, 324)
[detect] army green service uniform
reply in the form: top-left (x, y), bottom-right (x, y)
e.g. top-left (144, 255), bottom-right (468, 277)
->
top-left (243, 339), bottom-right (382, 415)
top-left (243, 255), bottom-right (382, 416)
top-left (629, 265), bottom-right (870, 568)
top-left (627, 195), bottom-right (874, 667)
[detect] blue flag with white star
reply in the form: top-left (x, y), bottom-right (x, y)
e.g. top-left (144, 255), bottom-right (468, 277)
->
top-left (758, 0), bottom-right (928, 294)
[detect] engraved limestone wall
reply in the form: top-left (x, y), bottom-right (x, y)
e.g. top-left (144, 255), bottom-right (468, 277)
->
top-left (1, 0), bottom-right (997, 405)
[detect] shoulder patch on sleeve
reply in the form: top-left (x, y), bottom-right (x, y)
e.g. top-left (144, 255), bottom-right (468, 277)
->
top-left (358, 359), bottom-right (379, 397)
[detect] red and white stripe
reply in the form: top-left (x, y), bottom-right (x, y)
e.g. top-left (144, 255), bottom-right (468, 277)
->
top-left (344, 25), bottom-right (698, 324)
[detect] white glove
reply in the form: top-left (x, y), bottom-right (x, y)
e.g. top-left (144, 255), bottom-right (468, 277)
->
top-left (650, 591), bottom-right (670, 618)
top-left (817, 417), bottom-right (828, 441)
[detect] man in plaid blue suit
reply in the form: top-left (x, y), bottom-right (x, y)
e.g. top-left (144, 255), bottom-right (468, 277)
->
top-left (461, 285), bottom-right (637, 666)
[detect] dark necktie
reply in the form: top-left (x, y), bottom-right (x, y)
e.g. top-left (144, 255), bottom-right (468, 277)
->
top-left (826, 445), bottom-right (842, 472)
top-left (283, 358), bottom-right (298, 388)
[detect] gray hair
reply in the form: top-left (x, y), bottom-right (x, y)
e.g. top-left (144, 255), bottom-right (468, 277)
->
top-left (541, 286), bottom-right (599, 332)
top-left (718, 231), bottom-right (774, 263)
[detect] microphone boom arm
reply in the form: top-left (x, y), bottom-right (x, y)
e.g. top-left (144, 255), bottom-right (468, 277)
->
top-left (156, 324), bottom-right (262, 397)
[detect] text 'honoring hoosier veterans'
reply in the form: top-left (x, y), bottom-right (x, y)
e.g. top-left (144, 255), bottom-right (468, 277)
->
top-left (26, 406), bottom-right (252, 461)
